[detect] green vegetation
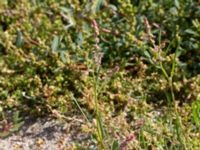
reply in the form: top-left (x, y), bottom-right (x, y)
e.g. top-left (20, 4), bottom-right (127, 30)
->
top-left (0, 0), bottom-right (200, 149)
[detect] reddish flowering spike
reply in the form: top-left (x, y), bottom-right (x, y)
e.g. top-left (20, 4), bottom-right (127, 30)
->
top-left (126, 133), bottom-right (136, 142)
top-left (120, 133), bottom-right (136, 150)
top-left (91, 19), bottom-right (98, 27)
top-left (152, 23), bottom-right (160, 28)
top-left (91, 19), bottom-right (100, 36)
top-left (101, 28), bottom-right (111, 33)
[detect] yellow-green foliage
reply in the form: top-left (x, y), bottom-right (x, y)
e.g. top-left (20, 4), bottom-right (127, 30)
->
top-left (0, 0), bottom-right (199, 149)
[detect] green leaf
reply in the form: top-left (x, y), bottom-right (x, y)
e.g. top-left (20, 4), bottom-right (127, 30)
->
top-left (0, 131), bottom-right (10, 138)
top-left (192, 101), bottom-right (200, 127)
top-left (144, 50), bottom-right (151, 58)
top-left (0, 106), bottom-right (3, 112)
top-left (76, 32), bottom-right (83, 46)
top-left (16, 30), bottom-right (24, 48)
top-left (92, 0), bottom-right (104, 14)
top-left (51, 36), bottom-right (59, 52)
top-left (174, 0), bottom-right (180, 9)
top-left (60, 7), bottom-right (72, 13)
top-left (108, 4), bottom-right (117, 11)
top-left (13, 111), bottom-right (22, 124)
top-left (10, 121), bottom-right (24, 132)
top-left (143, 50), bottom-right (154, 64)
top-left (82, 21), bottom-right (91, 34)
top-left (60, 51), bottom-right (67, 62)
top-left (96, 113), bottom-right (106, 144)
top-left (185, 29), bottom-right (197, 35)
top-left (111, 140), bottom-right (120, 150)
top-left (170, 7), bottom-right (178, 15)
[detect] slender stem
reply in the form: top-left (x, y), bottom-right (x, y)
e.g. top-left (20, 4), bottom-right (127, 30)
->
top-left (71, 94), bottom-right (90, 123)
top-left (93, 67), bottom-right (107, 150)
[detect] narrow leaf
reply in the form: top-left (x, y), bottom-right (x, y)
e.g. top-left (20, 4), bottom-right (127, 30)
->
top-left (51, 36), bottom-right (59, 52)
top-left (92, 0), bottom-right (104, 14)
top-left (76, 32), bottom-right (83, 46)
top-left (16, 30), bottom-right (23, 48)
top-left (111, 140), bottom-right (120, 150)
top-left (185, 29), bottom-right (197, 35)
top-left (175, 0), bottom-right (180, 9)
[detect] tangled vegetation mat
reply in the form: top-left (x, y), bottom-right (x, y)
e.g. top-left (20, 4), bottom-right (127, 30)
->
top-left (0, 0), bottom-right (200, 149)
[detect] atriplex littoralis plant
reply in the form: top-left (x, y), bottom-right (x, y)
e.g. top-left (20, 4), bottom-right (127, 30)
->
top-left (143, 16), bottom-right (187, 149)
top-left (68, 18), bottom-right (107, 149)
top-left (159, 39), bottom-right (187, 149)
top-left (91, 19), bottom-right (107, 149)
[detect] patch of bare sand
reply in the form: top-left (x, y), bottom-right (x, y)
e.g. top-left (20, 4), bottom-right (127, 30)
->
top-left (0, 116), bottom-right (91, 150)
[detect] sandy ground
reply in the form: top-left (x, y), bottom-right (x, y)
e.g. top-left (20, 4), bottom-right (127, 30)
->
top-left (0, 117), bottom-right (91, 150)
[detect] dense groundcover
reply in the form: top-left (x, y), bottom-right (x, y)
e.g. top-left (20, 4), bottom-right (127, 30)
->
top-left (0, 0), bottom-right (200, 149)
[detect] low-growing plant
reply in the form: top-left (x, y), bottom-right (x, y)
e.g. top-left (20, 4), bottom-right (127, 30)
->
top-left (0, 0), bottom-right (200, 149)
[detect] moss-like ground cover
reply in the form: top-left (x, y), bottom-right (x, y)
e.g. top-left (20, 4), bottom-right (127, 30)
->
top-left (0, 0), bottom-right (200, 149)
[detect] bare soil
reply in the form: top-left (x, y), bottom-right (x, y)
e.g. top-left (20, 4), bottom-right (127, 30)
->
top-left (0, 116), bottom-right (90, 150)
